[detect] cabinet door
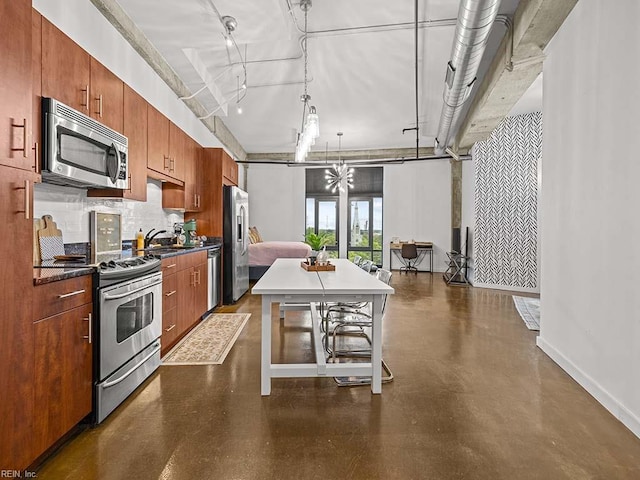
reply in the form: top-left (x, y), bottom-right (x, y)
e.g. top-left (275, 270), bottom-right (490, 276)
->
top-left (184, 136), bottom-right (203, 212)
top-left (0, 0), bottom-right (33, 171)
top-left (194, 262), bottom-right (209, 321)
top-left (31, 8), bottom-right (42, 174)
top-left (90, 84), bottom-right (147, 200)
top-left (147, 104), bottom-right (170, 176)
top-left (177, 267), bottom-right (196, 335)
top-left (0, 165), bottom-right (37, 470)
top-left (90, 57), bottom-right (124, 133)
top-left (42, 18), bottom-right (91, 114)
top-left (222, 151), bottom-right (238, 186)
top-left (169, 122), bottom-right (185, 181)
top-left (161, 307), bottom-right (179, 355)
top-left (33, 303), bottom-right (93, 458)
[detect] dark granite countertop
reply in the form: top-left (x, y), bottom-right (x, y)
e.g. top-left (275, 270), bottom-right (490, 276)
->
top-left (33, 263), bottom-right (96, 286)
top-left (140, 242), bottom-right (221, 259)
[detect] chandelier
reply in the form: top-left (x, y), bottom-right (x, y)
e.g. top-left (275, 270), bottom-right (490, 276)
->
top-left (325, 132), bottom-right (354, 193)
top-left (294, 0), bottom-right (319, 163)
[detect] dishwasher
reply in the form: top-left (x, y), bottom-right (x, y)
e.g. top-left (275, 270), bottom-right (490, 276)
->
top-left (207, 247), bottom-right (221, 311)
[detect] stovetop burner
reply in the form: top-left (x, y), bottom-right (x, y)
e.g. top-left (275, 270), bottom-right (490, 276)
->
top-left (98, 255), bottom-right (161, 286)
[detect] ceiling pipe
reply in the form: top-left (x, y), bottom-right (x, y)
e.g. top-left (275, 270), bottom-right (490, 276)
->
top-left (434, 0), bottom-right (502, 155)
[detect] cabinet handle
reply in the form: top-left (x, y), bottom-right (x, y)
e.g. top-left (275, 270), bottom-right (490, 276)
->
top-left (194, 193), bottom-right (198, 208)
top-left (165, 263), bottom-right (176, 269)
top-left (81, 85), bottom-right (89, 111)
top-left (165, 324), bottom-right (176, 332)
top-left (96, 94), bottom-right (103, 117)
top-left (83, 313), bottom-right (92, 344)
top-left (11, 118), bottom-right (29, 158)
top-left (127, 174), bottom-right (132, 192)
top-left (15, 180), bottom-right (30, 219)
top-left (170, 158), bottom-right (175, 172)
top-left (33, 142), bottom-right (39, 171)
top-left (165, 290), bottom-right (176, 297)
top-left (196, 270), bottom-right (201, 285)
top-left (197, 194), bottom-right (201, 208)
top-left (58, 289), bottom-right (86, 299)
top-left (164, 155), bottom-right (170, 170)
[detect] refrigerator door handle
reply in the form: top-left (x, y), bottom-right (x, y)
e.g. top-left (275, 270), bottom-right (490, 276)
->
top-left (239, 205), bottom-right (248, 255)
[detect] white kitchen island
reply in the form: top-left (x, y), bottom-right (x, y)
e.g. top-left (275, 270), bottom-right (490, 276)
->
top-left (252, 258), bottom-right (394, 395)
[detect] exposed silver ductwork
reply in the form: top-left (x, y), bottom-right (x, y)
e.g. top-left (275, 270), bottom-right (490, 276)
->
top-left (434, 0), bottom-right (502, 155)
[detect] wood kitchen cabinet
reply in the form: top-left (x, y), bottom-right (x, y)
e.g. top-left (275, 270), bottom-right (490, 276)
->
top-left (161, 258), bottom-right (179, 355)
top-left (0, 165), bottom-right (38, 470)
top-left (88, 84), bottom-right (148, 201)
top-left (169, 122), bottom-right (185, 182)
top-left (32, 275), bottom-right (93, 460)
top-left (32, 9), bottom-right (42, 174)
top-left (89, 57), bottom-right (124, 132)
top-left (0, 0), bottom-right (36, 172)
top-left (162, 134), bottom-right (203, 211)
top-left (33, 301), bottom-right (93, 459)
top-left (42, 20), bottom-right (123, 132)
top-left (160, 251), bottom-right (208, 355)
top-left (41, 18), bottom-right (91, 115)
top-left (192, 148), bottom-right (238, 237)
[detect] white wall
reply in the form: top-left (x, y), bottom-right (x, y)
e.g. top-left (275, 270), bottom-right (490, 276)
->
top-left (382, 161), bottom-right (451, 272)
top-left (32, 0), bottom-right (221, 148)
top-left (537, 0), bottom-right (640, 438)
top-left (34, 180), bottom-right (182, 244)
top-left (245, 164), bottom-right (306, 242)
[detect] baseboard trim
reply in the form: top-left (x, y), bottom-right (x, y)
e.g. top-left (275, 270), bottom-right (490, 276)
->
top-left (473, 281), bottom-right (539, 294)
top-left (536, 336), bottom-right (640, 439)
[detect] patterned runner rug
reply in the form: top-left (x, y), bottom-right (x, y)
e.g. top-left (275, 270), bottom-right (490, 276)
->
top-left (162, 313), bottom-right (251, 365)
top-left (512, 296), bottom-right (540, 331)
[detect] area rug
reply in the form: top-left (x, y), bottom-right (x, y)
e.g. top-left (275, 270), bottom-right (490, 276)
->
top-left (162, 313), bottom-right (251, 365)
top-left (512, 296), bottom-right (540, 331)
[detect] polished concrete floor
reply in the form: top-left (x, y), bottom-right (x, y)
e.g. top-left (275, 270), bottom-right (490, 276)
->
top-left (38, 273), bottom-right (640, 479)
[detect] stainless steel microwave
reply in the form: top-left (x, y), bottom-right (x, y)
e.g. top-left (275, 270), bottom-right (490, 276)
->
top-left (41, 97), bottom-right (128, 189)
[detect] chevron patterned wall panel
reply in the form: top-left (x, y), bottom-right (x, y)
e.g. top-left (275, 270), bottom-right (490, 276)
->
top-left (473, 112), bottom-right (541, 289)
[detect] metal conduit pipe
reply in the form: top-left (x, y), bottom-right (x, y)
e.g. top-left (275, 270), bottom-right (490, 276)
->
top-left (434, 0), bottom-right (502, 155)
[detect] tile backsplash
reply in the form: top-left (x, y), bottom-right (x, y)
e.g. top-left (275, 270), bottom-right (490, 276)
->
top-left (34, 179), bottom-right (183, 243)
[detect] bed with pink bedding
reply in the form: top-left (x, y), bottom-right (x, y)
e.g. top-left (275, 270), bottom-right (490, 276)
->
top-left (248, 241), bottom-right (312, 279)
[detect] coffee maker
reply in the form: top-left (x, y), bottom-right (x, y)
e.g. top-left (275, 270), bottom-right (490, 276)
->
top-left (183, 219), bottom-right (197, 247)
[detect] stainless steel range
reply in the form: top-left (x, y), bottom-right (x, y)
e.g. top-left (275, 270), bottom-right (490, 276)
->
top-left (95, 255), bottom-right (162, 423)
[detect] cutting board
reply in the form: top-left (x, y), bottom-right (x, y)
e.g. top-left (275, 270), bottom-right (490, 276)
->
top-left (33, 217), bottom-right (46, 264)
top-left (38, 215), bottom-right (65, 260)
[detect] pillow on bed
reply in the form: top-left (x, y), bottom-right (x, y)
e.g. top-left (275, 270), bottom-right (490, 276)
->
top-left (249, 226), bottom-right (263, 244)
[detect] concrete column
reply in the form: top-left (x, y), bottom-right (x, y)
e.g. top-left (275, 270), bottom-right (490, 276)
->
top-left (451, 159), bottom-right (462, 250)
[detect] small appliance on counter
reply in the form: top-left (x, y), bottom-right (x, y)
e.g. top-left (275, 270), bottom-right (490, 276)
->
top-left (183, 219), bottom-right (197, 247)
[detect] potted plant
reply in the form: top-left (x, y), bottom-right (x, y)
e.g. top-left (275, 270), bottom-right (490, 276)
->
top-left (304, 232), bottom-right (330, 264)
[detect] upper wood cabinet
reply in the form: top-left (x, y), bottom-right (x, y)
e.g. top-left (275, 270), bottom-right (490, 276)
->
top-left (0, 0), bottom-right (35, 172)
top-left (89, 57), bottom-right (124, 132)
top-left (32, 9), bottom-right (42, 174)
top-left (41, 19), bottom-right (123, 132)
top-left (222, 150), bottom-right (238, 186)
top-left (41, 18), bottom-right (90, 115)
top-left (163, 134), bottom-right (203, 211)
top-left (169, 122), bottom-right (185, 182)
top-left (88, 84), bottom-right (147, 201)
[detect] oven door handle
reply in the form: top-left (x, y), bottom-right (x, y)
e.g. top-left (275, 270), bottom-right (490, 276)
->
top-left (102, 342), bottom-right (161, 388)
top-left (102, 281), bottom-right (162, 300)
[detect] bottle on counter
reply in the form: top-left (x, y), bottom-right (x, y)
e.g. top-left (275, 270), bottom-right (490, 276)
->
top-left (136, 229), bottom-right (144, 255)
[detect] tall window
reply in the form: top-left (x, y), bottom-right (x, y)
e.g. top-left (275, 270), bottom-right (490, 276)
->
top-left (305, 167), bottom-right (383, 262)
top-left (347, 167), bottom-right (383, 265)
top-left (305, 169), bottom-right (339, 257)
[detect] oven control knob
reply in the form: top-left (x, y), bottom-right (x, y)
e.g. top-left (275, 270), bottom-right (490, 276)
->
top-left (107, 260), bottom-right (117, 268)
top-left (99, 262), bottom-right (108, 270)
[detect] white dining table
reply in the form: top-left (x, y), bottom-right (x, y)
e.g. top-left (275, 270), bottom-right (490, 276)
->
top-left (252, 258), bottom-right (394, 395)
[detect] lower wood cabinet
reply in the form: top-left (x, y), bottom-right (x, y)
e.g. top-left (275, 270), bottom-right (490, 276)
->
top-left (160, 251), bottom-right (208, 356)
top-left (32, 276), bottom-right (93, 460)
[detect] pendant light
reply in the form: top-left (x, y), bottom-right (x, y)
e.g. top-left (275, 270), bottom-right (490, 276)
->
top-left (325, 132), bottom-right (354, 193)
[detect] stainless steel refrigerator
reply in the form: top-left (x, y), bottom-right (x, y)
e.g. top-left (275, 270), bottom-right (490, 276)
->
top-left (223, 185), bottom-right (249, 303)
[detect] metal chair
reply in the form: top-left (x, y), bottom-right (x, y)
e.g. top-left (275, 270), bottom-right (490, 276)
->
top-left (328, 268), bottom-right (394, 386)
top-left (400, 243), bottom-right (419, 274)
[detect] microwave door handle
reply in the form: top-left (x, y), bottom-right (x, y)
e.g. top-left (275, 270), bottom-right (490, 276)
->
top-left (107, 142), bottom-right (122, 185)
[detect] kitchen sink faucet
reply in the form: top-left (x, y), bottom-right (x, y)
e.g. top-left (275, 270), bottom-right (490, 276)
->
top-left (144, 229), bottom-right (167, 248)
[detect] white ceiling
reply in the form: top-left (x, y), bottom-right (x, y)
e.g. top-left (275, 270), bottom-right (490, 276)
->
top-left (115, 0), bottom-right (531, 154)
